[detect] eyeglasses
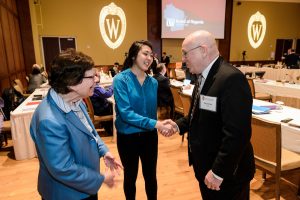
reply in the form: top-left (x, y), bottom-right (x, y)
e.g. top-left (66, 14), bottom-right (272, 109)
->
top-left (83, 74), bottom-right (98, 79)
top-left (182, 45), bottom-right (203, 57)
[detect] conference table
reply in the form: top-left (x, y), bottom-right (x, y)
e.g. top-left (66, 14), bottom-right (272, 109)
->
top-left (10, 88), bottom-right (49, 160)
top-left (254, 79), bottom-right (300, 108)
top-left (239, 66), bottom-right (300, 83)
top-left (252, 99), bottom-right (300, 153)
top-left (171, 80), bottom-right (300, 153)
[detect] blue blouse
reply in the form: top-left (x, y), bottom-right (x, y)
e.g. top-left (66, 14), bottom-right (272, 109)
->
top-left (113, 68), bottom-right (158, 134)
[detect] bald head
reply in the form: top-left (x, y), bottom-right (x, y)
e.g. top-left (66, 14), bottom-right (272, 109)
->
top-left (184, 30), bottom-right (219, 58)
top-left (182, 30), bottom-right (219, 74)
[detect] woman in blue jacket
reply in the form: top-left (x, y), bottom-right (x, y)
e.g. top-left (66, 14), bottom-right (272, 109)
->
top-left (30, 49), bottom-right (122, 200)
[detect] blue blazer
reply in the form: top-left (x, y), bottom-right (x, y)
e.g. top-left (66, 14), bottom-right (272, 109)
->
top-left (30, 91), bottom-right (109, 200)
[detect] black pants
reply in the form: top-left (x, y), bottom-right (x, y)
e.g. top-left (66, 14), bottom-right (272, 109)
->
top-left (117, 131), bottom-right (158, 200)
top-left (42, 194), bottom-right (97, 200)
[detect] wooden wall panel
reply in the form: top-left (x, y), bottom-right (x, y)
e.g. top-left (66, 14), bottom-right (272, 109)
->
top-left (1, 7), bottom-right (14, 74)
top-left (11, 0), bottom-right (17, 14)
top-left (14, 17), bottom-right (24, 72)
top-left (218, 0), bottom-right (233, 61)
top-left (147, 0), bottom-right (161, 60)
top-left (0, 19), bottom-right (8, 77)
top-left (0, 0), bottom-right (34, 93)
top-left (16, 0), bottom-right (35, 75)
top-left (9, 12), bottom-right (21, 72)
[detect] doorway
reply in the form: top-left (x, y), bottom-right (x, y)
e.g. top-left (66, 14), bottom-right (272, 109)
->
top-left (41, 36), bottom-right (76, 71)
top-left (275, 39), bottom-right (293, 61)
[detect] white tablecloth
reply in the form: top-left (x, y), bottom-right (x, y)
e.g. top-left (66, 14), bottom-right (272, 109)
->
top-left (100, 76), bottom-right (113, 87)
top-left (10, 88), bottom-right (49, 160)
top-left (254, 79), bottom-right (300, 99)
top-left (253, 100), bottom-right (300, 153)
top-left (239, 66), bottom-right (300, 82)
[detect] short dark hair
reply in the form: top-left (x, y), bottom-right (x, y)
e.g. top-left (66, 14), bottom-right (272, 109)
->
top-left (122, 40), bottom-right (153, 71)
top-left (31, 66), bottom-right (41, 75)
top-left (49, 48), bottom-right (94, 94)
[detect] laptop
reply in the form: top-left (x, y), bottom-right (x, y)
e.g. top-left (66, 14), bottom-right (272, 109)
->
top-left (183, 79), bottom-right (191, 86)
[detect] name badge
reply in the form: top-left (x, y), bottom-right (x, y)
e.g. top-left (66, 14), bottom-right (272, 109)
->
top-left (200, 95), bottom-right (217, 112)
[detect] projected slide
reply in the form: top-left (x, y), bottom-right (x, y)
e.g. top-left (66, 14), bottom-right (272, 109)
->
top-left (162, 0), bottom-right (226, 39)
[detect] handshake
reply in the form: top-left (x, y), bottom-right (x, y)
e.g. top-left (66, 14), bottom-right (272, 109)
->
top-left (155, 119), bottom-right (178, 137)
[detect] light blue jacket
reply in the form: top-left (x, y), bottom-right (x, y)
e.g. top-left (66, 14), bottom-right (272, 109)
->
top-left (30, 91), bottom-right (108, 200)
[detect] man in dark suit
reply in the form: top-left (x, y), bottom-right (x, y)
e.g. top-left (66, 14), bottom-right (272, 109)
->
top-left (153, 63), bottom-right (174, 117)
top-left (161, 52), bottom-right (170, 68)
top-left (284, 49), bottom-right (300, 69)
top-left (163, 30), bottom-right (255, 199)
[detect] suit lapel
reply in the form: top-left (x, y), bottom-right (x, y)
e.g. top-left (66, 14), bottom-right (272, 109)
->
top-left (47, 91), bottom-right (96, 138)
top-left (201, 56), bottom-right (223, 95)
top-left (65, 111), bottom-right (93, 136)
top-left (79, 103), bottom-right (99, 137)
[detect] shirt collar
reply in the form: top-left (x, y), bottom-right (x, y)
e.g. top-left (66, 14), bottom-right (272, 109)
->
top-left (50, 89), bottom-right (82, 113)
top-left (201, 55), bottom-right (219, 80)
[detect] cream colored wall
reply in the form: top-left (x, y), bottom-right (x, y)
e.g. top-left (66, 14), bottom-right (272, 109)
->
top-left (162, 39), bottom-right (219, 63)
top-left (230, 1), bottom-right (300, 61)
top-left (162, 39), bottom-right (183, 63)
top-left (29, 0), bottom-right (42, 65)
top-left (29, 0), bottom-right (147, 65)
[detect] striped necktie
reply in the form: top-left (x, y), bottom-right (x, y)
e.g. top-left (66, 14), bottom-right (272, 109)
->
top-left (190, 74), bottom-right (203, 125)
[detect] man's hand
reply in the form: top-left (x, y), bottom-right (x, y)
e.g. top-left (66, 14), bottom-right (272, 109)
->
top-left (160, 119), bottom-right (179, 137)
top-left (155, 120), bottom-right (175, 137)
top-left (204, 170), bottom-right (223, 191)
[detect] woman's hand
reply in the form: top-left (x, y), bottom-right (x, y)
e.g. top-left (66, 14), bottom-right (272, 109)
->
top-left (104, 152), bottom-right (123, 175)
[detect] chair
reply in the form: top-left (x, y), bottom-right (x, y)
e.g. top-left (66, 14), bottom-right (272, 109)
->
top-left (13, 79), bottom-right (30, 97)
top-left (168, 68), bottom-right (176, 79)
top-left (247, 78), bottom-right (272, 102)
top-left (170, 85), bottom-right (184, 119)
top-left (0, 99), bottom-right (11, 146)
top-left (83, 97), bottom-right (113, 134)
top-left (175, 69), bottom-right (186, 81)
top-left (1, 120), bottom-right (11, 146)
top-left (251, 117), bottom-right (300, 199)
top-left (178, 91), bottom-right (191, 143)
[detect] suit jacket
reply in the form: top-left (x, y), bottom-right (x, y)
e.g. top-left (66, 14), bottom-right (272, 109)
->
top-left (176, 57), bottom-right (255, 185)
top-left (285, 53), bottom-right (300, 69)
top-left (30, 91), bottom-right (108, 200)
top-left (27, 73), bottom-right (47, 93)
top-left (153, 73), bottom-right (173, 107)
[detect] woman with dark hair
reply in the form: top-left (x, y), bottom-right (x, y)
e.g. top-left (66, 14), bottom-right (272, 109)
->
top-left (30, 49), bottom-right (122, 200)
top-left (113, 40), bottom-right (172, 200)
top-left (27, 64), bottom-right (47, 93)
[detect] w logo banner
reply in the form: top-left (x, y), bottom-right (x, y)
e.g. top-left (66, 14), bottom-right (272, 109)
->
top-left (247, 11), bottom-right (266, 49)
top-left (99, 3), bottom-right (126, 49)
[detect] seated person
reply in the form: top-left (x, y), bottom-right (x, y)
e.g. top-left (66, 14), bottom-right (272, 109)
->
top-left (109, 62), bottom-right (120, 77)
top-left (283, 49), bottom-right (300, 69)
top-left (148, 53), bottom-right (159, 75)
top-left (182, 62), bottom-right (196, 84)
top-left (153, 63), bottom-right (174, 117)
top-left (27, 64), bottom-right (48, 93)
top-left (90, 84), bottom-right (113, 135)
